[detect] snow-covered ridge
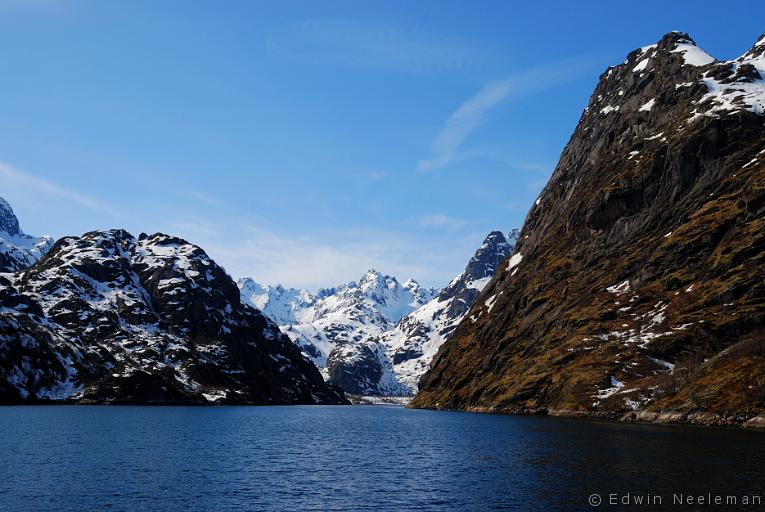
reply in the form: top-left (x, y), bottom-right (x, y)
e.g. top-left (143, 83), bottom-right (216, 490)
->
top-left (0, 197), bottom-right (54, 272)
top-left (239, 269), bottom-right (437, 372)
top-left (591, 32), bottom-right (765, 123)
top-left (0, 227), bottom-right (345, 404)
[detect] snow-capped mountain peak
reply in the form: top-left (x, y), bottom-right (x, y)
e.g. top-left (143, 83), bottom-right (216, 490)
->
top-left (380, 229), bottom-right (519, 394)
top-left (0, 197), bottom-right (21, 236)
top-left (237, 277), bottom-right (314, 325)
top-left (239, 230), bottom-right (518, 396)
top-left (0, 197), bottom-right (54, 273)
top-left (238, 268), bottom-right (438, 389)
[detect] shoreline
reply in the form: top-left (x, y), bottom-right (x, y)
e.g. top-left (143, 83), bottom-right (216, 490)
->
top-left (3, 398), bottom-right (763, 429)
top-left (408, 403), bottom-right (765, 430)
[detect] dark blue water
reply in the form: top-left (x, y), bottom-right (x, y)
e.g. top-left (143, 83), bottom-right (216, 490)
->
top-left (0, 406), bottom-right (762, 511)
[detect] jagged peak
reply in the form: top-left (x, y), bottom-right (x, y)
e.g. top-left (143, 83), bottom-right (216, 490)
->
top-left (141, 232), bottom-right (191, 246)
top-left (475, 230), bottom-right (510, 253)
top-left (0, 196), bottom-right (21, 236)
top-left (623, 31), bottom-right (714, 70)
top-left (665, 30), bottom-right (693, 42)
top-left (442, 229), bottom-right (517, 290)
top-left (360, 268), bottom-right (382, 279)
top-left (359, 268), bottom-right (397, 288)
top-left (584, 31), bottom-right (765, 125)
top-left (483, 230), bottom-right (507, 242)
top-left (402, 277), bottom-right (421, 289)
top-left (739, 32), bottom-right (765, 64)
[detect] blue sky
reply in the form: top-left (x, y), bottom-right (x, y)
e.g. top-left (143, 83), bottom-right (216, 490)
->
top-left (1, 1), bottom-right (763, 289)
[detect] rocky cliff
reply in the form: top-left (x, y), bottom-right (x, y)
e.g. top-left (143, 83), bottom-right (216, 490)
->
top-left (0, 227), bottom-right (347, 404)
top-left (382, 230), bottom-right (518, 393)
top-left (412, 32), bottom-right (765, 426)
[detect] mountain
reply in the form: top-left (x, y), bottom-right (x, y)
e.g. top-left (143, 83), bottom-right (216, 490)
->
top-left (381, 230), bottom-right (519, 393)
top-left (0, 229), bottom-right (347, 404)
top-left (0, 197), bottom-right (54, 272)
top-left (239, 270), bottom-right (437, 394)
top-left (239, 231), bottom-right (517, 396)
top-left (413, 32), bottom-right (765, 427)
top-left (238, 279), bottom-right (315, 325)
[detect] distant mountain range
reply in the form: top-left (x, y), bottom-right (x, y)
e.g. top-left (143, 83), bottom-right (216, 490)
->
top-left (238, 230), bottom-right (518, 395)
top-left (0, 192), bottom-right (517, 403)
top-left (412, 31), bottom-right (765, 428)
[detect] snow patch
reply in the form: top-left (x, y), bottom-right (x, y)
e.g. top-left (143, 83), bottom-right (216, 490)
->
top-left (639, 98), bottom-right (656, 112)
top-left (507, 253), bottom-right (523, 271)
top-left (672, 42), bottom-right (715, 66)
top-left (606, 280), bottom-right (630, 295)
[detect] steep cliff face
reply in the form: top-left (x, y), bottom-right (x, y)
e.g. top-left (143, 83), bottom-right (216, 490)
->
top-left (0, 197), bottom-right (53, 272)
top-left (0, 230), bottom-right (347, 404)
top-left (413, 32), bottom-right (765, 424)
top-left (382, 230), bottom-right (518, 393)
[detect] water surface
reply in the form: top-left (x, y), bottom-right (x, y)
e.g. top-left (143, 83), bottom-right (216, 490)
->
top-left (0, 406), bottom-right (761, 511)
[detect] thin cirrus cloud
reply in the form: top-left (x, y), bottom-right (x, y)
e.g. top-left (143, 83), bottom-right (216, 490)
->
top-left (0, 162), bottom-right (125, 219)
top-left (415, 213), bottom-right (467, 230)
top-left (177, 221), bottom-right (459, 290)
top-left (366, 171), bottom-right (388, 181)
top-left (160, 194), bottom-right (470, 289)
top-left (0, 162), bottom-right (479, 289)
top-left (267, 19), bottom-right (491, 74)
top-left (418, 59), bottom-right (597, 172)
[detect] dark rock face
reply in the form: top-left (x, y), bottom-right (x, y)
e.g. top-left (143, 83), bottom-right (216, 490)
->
top-left (0, 230), bottom-right (348, 404)
top-left (0, 198), bottom-right (21, 236)
top-left (326, 342), bottom-right (385, 395)
top-left (432, 229), bottom-right (519, 331)
top-left (413, 32), bottom-right (765, 422)
top-left (0, 197), bottom-right (54, 272)
top-left (381, 230), bottom-right (518, 393)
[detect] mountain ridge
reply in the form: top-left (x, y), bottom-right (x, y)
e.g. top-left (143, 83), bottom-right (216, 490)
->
top-left (412, 31), bottom-right (765, 427)
top-left (0, 221), bottom-right (347, 405)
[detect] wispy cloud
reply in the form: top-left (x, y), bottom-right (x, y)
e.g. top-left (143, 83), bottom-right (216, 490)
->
top-left (418, 79), bottom-right (514, 172)
top-left (415, 213), bottom-right (467, 231)
top-left (418, 59), bottom-right (596, 171)
top-left (267, 19), bottom-right (490, 74)
top-left (454, 148), bottom-right (552, 174)
top-left (185, 190), bottom-right (223, 207)
top-left (154, 195), bottom-right (443, 288)
top-left (366, 171), bottom-right (388, 182)
top-left (178, 222), bottom-right (459, 290)
top-left (0, 162), bottom-right (125, 218)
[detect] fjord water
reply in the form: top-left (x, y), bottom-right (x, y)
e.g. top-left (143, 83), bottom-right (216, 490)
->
top-left (0, 406), bottom-right (762, 511)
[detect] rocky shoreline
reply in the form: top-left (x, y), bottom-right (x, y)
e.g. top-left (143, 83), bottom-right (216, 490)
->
top-left (410, 404), bottom-right (765, 429)
top-left (347, 394), bottom-right (412, 405)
